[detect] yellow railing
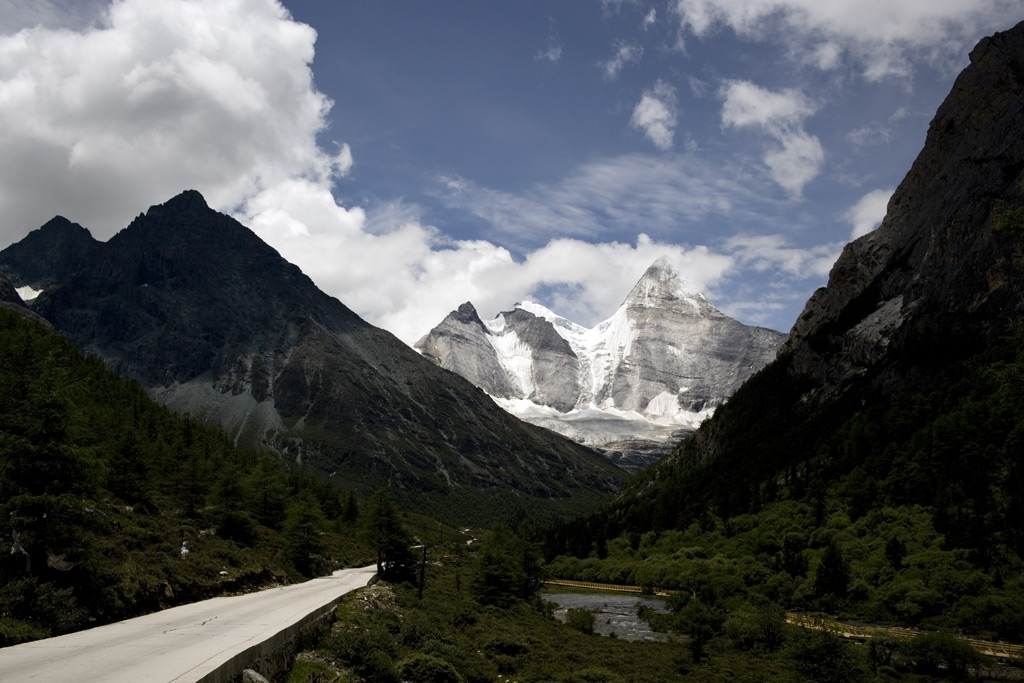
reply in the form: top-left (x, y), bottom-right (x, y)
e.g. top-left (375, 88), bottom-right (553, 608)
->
top-left (544, 580), bottom-right (1022, 660)
top-left (543, 579), bottom-right (671, 596)
top-left (785, 613), bottom-right (1024, 660)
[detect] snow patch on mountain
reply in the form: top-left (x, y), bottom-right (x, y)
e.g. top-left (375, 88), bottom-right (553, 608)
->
top-left (485, 327), bottom-right (535, 397)
top-left (16, 285), bottom-right (42, 302)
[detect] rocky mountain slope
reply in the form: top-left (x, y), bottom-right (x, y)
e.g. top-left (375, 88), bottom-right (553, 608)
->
top-left (0, 191), bottom-right (627, 525)
top-left (602, 19), bottom-right (1024, 530)
top-left (0, 274), bottom-right (48, 326)
top-left (417, 258), bottom-right (785, 465)
top-left (543, 25), bottom-right (1024, 644)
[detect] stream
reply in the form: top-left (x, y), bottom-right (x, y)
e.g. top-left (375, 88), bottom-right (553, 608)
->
top-left (543, 591), bottom-right (672, 642)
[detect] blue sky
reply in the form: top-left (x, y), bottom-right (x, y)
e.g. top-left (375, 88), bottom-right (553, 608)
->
top-left (0, 1), bottom-right (1020, 343)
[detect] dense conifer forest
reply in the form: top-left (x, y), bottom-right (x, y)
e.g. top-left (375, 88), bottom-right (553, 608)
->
top-left (543, 323), bottom-right (1024, 643)
top-left (0, 308), bottom-right (371, 645)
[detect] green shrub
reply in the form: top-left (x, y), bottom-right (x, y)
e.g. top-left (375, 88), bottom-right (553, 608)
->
top-left (570, 667), bottom-right (625, 683)
top-left (993, 199), bottom-right (1024, 234)
top-left (566, 607), bottom-right (596, 635)
top-left (786, 629), bottom-right (864, 683)
top-left (905, 631), bottom-right (984, 680)
top-left (396, 653), bottom-right (464, 683)
top-left (356, 649), bottom-right (398, 682)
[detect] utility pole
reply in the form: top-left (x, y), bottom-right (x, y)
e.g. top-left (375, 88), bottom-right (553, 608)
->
top-left (417, 543), bottom-right (427, 600)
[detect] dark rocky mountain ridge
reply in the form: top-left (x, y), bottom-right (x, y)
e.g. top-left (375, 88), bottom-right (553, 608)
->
top-left (0, 190), bottom-right (627, 524)
top-left (613, 19), bottom-right (1024, 521)
top-left (780, 22), bottom-right (1024, 409)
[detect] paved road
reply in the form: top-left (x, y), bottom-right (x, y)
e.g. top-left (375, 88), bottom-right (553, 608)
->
top-left (0, 565), bottom-right (377, 682)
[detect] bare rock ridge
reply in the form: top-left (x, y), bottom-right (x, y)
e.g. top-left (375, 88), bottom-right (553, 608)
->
top-left (781, 19), bottom-right (1024, 405)
top-left (416, 257), bottom-right (786, 466)
top-left (684, 19), bottom-right (1024, 467)
top-left (0, 190), bottom-right (628, 524)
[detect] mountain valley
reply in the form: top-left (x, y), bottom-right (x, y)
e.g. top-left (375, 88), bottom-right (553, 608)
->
top-left (545, 17), bottom-right (1024, 660)
top-left (2, 13), bottom-right (1024, 683)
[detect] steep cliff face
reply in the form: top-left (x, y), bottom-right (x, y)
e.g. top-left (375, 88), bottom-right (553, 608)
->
top-left (781, 21), bottom-right (1024, 405)
top-left (667, 19), bottom-right (1024, 481)
top-left (417, 258), bottom-right (786, 459)
top-left (0, 191), bottom-right (627, 524)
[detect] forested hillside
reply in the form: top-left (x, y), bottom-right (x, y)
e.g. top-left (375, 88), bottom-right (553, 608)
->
top-left (0, 307), bottom-right (370, 645)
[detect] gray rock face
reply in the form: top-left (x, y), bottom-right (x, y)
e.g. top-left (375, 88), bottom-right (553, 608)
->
top-left (0, 275), bottom-right (24, 307)
top-left (418, 302), bottom-right (521, 401)
top-left (416, 257), bottom-right (787, 454)
top-left (604, 258), bottom-right (785, 416)
top-left (780, 20), bottom-right (1024, 406)
top-left (0, 190), bottom-right (628, 524)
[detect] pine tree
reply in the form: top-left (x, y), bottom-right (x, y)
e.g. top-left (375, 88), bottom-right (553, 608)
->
top-left (361, 488), bottom-right (414, 580)
top-left (814, 539), bottom-right (850, 600)
top-left (283, 490), bottom-right (327, 576)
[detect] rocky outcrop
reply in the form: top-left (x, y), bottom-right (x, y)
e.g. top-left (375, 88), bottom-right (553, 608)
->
top-left (669, 20), bottom-right (1024, 477)
top-left (417, 258), bottom-right (786, 456)
top-left (781, 20), bottom-right (1024, 406)
top-left (418, 302), bottom-right (522, 401)
top-left (0, 274), bottom-right (51, 327)
top-left (0, 216), bottom-right (99, 290)
top-left (0, 191), bottom-right (628, 524)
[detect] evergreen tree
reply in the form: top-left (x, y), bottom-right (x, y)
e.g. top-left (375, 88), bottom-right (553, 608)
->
top-left (246, 453), bottom-right (288, 530)
top-left (210, 463), bottom-right (256, 545)
top-left (283, 490), bottom-right (327, 576)
top-left (814, 539), bottom-right (850, 600)
top-left (361, 488), bottom-right (414, 580)
top-left (343, 491), bottom-right (360, 524)
top-left (472, 526), bottom-right (544, 607)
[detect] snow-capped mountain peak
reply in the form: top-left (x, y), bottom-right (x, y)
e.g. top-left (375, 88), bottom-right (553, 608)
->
top-left (416, 258), bottom-right (787, 465)
top-left (623, 256), bottom-right (717, 316)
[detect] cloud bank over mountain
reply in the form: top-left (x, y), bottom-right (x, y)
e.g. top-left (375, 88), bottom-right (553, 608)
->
top-left (0, 0), bottom-right (1017, 344)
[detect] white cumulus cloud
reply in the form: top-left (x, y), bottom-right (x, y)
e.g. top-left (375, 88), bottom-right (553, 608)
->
top-left (240, 178), bottom-right (736, 344)
top-left (0, 0), bottom-right (340, 239)
top-left (720, 80), bottom-right (823, 197)
top-left (671, 0), bottom-right (1022, 80)
top-left (630, 81), bottom-right (679, 150)
top-left (845, 187), bottom-right (894, 239)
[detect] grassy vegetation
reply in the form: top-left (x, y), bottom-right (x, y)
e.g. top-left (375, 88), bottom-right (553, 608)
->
top-left (547, 499), bottom-right (1024, 641)
top-left (992, 199), bottom-right (1024, 235)
top-left (287, 542), bottom-right (1020, 683)
top-left (546, 322), bottom-right (1024, 643)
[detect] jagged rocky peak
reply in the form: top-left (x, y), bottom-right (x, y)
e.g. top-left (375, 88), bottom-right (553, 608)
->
top-left (416, 257), bottom-right (787, 466)
top-left (623, 256), bottom-right (717, 316)
top-left (0, 215), bottom-right (99, 291)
